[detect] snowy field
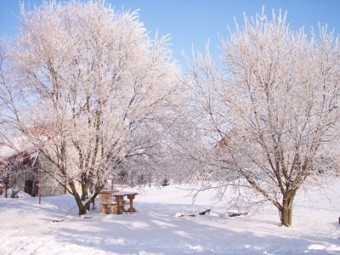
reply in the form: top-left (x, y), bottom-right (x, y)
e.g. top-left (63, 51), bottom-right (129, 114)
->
top-left (0, 180), bottom-right (339, 255)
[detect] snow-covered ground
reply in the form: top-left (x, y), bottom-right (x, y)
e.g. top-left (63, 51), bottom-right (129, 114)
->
top-left (0, 180), bottom-right (339, 255)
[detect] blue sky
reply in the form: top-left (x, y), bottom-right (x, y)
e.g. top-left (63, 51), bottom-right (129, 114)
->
top-left (1, 0), bottom-right (339, 67)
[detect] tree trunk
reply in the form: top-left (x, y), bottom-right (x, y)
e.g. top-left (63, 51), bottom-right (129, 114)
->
top-left (78, 203), bottom-right (88, 215)
top-left (279, 190), bottom-right (297, 227)
top-left (80, 173), bottom-right (89, 201)
top-left (76, 192), bottom-right (99, 215)
top-left (68, 179), bottom-right (88, 215)
top-left (81, 182), bottom-right (89, 201)
top-left (68, 179), bottom-right (104, 215)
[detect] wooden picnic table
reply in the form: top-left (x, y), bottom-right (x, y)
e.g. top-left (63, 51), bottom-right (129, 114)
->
top-left (112, 192), bottom-right (138, 214)
top-left (99, 191), bottom-right (138, 214)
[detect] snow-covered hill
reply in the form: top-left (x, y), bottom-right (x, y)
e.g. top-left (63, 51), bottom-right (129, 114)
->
top-left (0, 180), bottom-right (339, 255)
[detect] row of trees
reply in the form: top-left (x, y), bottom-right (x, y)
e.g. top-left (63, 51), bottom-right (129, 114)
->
top-left (0, 1), bottom-right (339, 226)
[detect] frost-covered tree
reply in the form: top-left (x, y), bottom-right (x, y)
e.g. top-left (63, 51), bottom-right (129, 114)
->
top-left (0, 1), bottom-right (180, 214)
top-left (186, 10), bottom-right (339, 226)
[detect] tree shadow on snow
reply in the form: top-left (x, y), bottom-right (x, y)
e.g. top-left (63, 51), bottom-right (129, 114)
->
top-left (49, 201), bottom-right (339, 255)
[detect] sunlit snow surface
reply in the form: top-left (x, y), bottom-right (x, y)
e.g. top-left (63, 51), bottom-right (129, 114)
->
top-left (0, 180), bottom-right (339, 255)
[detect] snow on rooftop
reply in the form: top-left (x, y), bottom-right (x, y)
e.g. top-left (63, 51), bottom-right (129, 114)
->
top-left (0, 135), bottom-right (31, 158)
top-left (0, 126), bottom-right (52, 159)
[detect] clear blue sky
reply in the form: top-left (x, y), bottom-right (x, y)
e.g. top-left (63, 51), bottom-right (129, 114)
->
top-left (1, 0), bottom-right (339, 68)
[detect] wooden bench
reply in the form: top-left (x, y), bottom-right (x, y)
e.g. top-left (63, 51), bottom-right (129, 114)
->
top-left (99, 191), bottom-right (118, 214)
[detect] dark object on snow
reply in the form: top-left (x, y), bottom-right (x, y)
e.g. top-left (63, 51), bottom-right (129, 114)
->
top-left (161, 178), bottom-right (170, 186)
top-left (199, 209), bottom-right (211, 215)
top-left (176, 213), bottom-right (195, 217)
top-left (180, 214), bottom-right (195, 217)
top-left (228, 212), bottom-right (248, 217)
top-left (177, 209), bottom-right (212, 217)
top-left (51, 219), bottom-right (65, 223)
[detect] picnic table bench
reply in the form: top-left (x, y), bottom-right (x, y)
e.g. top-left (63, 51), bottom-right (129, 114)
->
top-left (99, 191), bottom-right (138, 214)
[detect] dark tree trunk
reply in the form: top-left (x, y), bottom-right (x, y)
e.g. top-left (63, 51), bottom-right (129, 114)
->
top-left (80, 173), bottom-right (89, 201)
top-left (81, 182), bottom-right (89, 201)
top-left (279, 189), bottom-right (297, 227)
top-left (68, 178), bottom-right (103, 215)
top-left (68, 180), bottom-right (88, 215)
top-left (77, 194), bottom-right (99, 215)
top-left (78, 203), bottom-right (88, 215)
